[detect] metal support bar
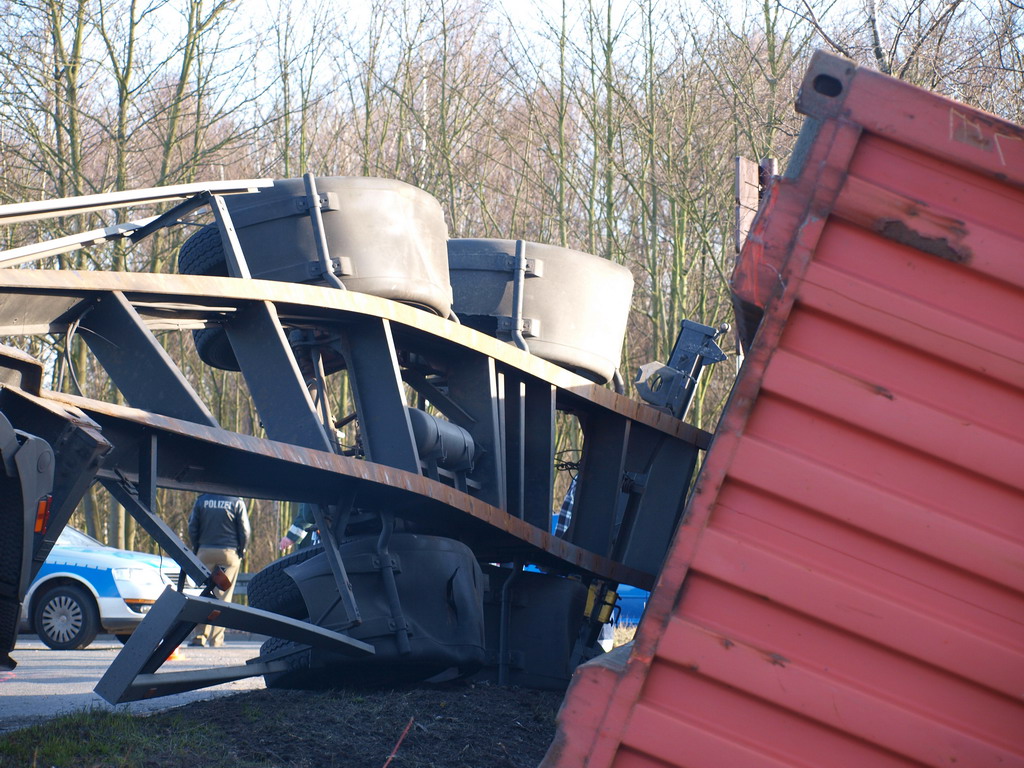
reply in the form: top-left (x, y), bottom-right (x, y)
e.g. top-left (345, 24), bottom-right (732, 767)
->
top-left (113, 662), bottom-right (293, 700)
top-left (309, 339), bottom-right (340, 452)
top-left (340, 317), bottom-right (421, 474)
top-left (137, 431), bottom-right (158, 513)
top-left (78, 291), bottom-right (219, 427)
top-left (0, 179), bottom-right (272, 225)
top-left (136, 431), bottom-right (192, 594)
top-left (308, 497), bottom-right (361, 629)
top-left (522, 378), bottom-right (555, 531)
top-left (569, 414), bottom-right (630, 557)
top-left (101, 477), bottom-right (212, 590)
top-left (403, 372), bottom-right (476, 426)
top-left (613, 431), bottom-right (700, 572)
top-left (128, 192), bottom-right (212, 243)
top-left (302, 173), bottom-right (346, 290)
top-left (445, 355), bottom-right (506, 510)
top-left (0, 216), bottom-right (159, 268)
top-left (127, 189), bottom-right (252, 279)
top-left (509, 240), bottom-right (530, 352)
top-left (224, 301), bottom-right (334, 452)
top-left (497, 563), bottom-right (522, 686)
top-left (208, 193), bottom-right (252, 279)
top-left (503, 375), bottom-right (525, 519)
top-left (376, 512), bottom-right (411, 654)
top-left (95, 588), bottom-right (373, 704)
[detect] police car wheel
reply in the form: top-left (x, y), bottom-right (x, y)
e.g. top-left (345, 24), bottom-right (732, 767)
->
top-left (33, 584), bottom-right (100, 650)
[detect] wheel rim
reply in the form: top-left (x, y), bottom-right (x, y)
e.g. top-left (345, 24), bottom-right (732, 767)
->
top-left (41, 595), bottom-right (83, 643)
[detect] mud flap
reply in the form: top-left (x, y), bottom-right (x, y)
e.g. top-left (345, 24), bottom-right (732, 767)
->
top-left (264, 533), bottom-right (486, 688)
top-left (474, 565), bottom-right (591, 691)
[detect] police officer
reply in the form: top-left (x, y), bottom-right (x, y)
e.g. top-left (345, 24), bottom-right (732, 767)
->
top-left (187, 493), bottom-right (250, 647)
top-left (278, 502), bottom-right (318, 552)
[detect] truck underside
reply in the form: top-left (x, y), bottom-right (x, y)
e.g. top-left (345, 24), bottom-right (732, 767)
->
top-left (0, 174), bottom-right (722, 701)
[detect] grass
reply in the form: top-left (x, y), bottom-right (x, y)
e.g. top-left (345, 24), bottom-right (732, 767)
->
top-left (0, 683), bottom-right (563, 768)
top-left (0, 708), bottom-right (227, 768)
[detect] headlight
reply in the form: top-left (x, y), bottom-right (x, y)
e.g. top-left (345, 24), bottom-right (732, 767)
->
top-left (111, 567), bottom-right (162, 585)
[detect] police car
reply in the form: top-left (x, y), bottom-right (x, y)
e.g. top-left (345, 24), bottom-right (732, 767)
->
top-left (20, 526), bottom-right (187, 649)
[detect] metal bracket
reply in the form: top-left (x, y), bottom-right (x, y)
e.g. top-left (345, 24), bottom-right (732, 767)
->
top-left (128, 189), bottom-right (253, 279)
top-left (447, 252), bottom-right (543, 277)
top-left (303, 173), bottom-right (346, 290)
top-left (95, 588), bottom-right (374, 704)
top-left (495, 316), bottom-right (540, 339)
top-left (0, 217), bottom-right (159, 268)
top-left (251, 255), bottom-right (353, 283)
top-left (224, 191), bottom-right (339, 230)
top-left (308, 498), bottom-right (362, 630)
top-left (78, 292), bottom-right (219, 427)
top-left (635, 320), bottom-right (729, 420)
top-left (403, 371), bottom-right (477, 426)
top-left (376, 512), bottom-right (411, 654)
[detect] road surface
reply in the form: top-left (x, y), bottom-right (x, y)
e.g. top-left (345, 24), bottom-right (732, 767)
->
top-left (0, 634), bottom-right (267, 733)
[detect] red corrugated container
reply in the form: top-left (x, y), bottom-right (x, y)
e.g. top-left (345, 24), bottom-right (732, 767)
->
top-left (543, 51), bottom-right (1024, 768)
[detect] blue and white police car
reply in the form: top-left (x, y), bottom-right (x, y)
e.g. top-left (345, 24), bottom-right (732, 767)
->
top-left (20, 526), bottom-right (186, 649)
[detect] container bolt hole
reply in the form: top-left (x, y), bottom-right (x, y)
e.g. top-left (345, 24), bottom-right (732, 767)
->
top-left (813, 74), bottom-right (843, 98)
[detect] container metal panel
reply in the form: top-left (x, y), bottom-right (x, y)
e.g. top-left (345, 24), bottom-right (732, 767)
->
top-left (544, 51), bottom-right (1024, 768)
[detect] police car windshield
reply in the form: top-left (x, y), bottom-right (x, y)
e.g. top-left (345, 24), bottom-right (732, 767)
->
top-left (56, 526), bottom-right (106, 548)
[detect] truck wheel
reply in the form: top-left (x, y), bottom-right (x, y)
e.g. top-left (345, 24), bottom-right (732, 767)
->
top-left (33, 584), bottom-right (99, 650)
top-left (177, 226), bottom-right (239, 371)
top-left (259, 635), bottom-right (316, 689)
top-left (247, 544), bottom-right (324, 619)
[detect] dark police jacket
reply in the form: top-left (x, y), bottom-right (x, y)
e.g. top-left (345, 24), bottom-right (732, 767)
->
top-left (187, 494), bottom-right (250, 557)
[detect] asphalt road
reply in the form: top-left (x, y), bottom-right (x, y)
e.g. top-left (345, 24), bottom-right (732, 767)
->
top-left (0, 634), bottom-right (268, 734)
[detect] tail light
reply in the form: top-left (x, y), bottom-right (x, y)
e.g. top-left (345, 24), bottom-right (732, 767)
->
top-left (32, 495), bottom-right (53, 534)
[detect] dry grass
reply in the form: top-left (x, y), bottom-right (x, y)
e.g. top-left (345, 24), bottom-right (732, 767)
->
top-left (613, 623), bottom-right (637, 648)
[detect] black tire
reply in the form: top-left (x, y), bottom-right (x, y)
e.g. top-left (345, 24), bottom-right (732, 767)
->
top-left (0, 474), bottom-right (25, 665)
top-left (178, 226), bottom-right (239, 371)
top-left (259, 635), bottom-right (316, 689)
top-left (178, 224), bottom-right (228, 277)
top-left (247, 544), bottom-right (324, 619)
top-left (33, 583), bottom-right (100, 650)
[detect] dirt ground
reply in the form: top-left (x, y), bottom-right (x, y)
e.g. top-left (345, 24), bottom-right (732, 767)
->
top-left (138, 680), bottom-right (565, 768)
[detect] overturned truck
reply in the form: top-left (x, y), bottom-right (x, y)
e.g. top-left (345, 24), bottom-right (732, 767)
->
top-left (2, 50), bottom-right (1021, 767)
top-left (0, 152), bottom-right (725, 699)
